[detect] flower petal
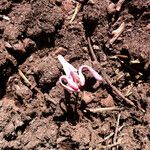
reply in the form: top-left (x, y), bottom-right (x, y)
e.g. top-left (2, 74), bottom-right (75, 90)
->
top-left (59, 75), bottom-right (80, 92)
top-left (79, 65), bottom-right (103, 86)
top-left (58, 55), bottom-right (77, 77)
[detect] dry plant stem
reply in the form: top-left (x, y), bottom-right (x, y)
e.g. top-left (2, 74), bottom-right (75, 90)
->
top-left (18, 69), bottom-right (43, 96)
top-left (116, 0), bottom-right (125, 11)
top-left (119, 59), bottom-right (143, 75)
top-left (100, 142), bottom-right (121, 149)
top-left (88, 107), bottom-right (120, 113)
top-left (116, 74), bottom-right (125, 82)
top-left (87, 36), bottom-right (135, 107)
top-left (109, 22), bottom-right (125, 45)
top-left (69, 2), bottom-right (81, 23)
top-left (112, 113), bottom-right (121, 150)
top-left (102, 73), bottom-right (135, 107)
top-left (18, 69), bottom-right (32, 86)
top-left (125, 84), bottom-right (133, 97)
top-left (115, 54), bottom-right (128, 59)
top-left (99, 125), bottom-right (124, 143)
top-left (87, 37), bottom-right (98, 61)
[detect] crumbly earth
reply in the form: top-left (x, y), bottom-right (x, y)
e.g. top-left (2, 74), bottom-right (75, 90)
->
top-left (0, 0), bottom-right (150, 149)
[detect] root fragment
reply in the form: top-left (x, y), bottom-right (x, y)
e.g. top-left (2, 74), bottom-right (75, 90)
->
top-left (69, 2), bottom-right (81, 23)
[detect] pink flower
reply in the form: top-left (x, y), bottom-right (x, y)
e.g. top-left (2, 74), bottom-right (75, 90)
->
top-left (58, 55), bottom-right (102, 92)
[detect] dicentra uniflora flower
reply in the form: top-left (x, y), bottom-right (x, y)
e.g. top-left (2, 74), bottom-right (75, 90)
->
top-left (58, 55), bottom-right (102, 92)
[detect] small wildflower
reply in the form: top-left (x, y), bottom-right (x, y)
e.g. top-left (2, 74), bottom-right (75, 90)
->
top-left (58, 55), bottom-right (102, 92)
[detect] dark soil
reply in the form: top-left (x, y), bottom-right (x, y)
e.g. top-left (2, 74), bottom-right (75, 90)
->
top-left (0, 0), bottom-right (150, 149)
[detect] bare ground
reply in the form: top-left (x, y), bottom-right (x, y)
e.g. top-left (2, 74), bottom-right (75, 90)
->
top-left (0, 0), bottom-right (150, 149)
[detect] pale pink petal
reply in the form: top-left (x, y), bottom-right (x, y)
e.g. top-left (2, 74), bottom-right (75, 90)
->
top-left (58, 55), bottom-right (77, 77)
top-left (79, 65), bottom-right (103, 86)
top-left (59, 75), bottom-right (80, 92)
top-left (77, 71), bottom-right (85, 86)
top-left (70, 71), bottom-right (80, 83)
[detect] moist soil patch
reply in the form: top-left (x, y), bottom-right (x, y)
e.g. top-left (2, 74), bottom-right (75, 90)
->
top-left (0, 0), bottom-right (150, 149)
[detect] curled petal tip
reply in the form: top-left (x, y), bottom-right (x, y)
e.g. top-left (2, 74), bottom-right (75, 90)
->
top-left (79, 65), bottom-right (103, 81)
top-left (59, 75), bottom-right (80, 92)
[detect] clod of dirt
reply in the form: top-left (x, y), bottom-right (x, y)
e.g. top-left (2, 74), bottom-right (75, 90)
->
top-left (55, 24), bottom-right (86, 58)
top-left (123, 29), bottom-right (150, 71)
top-left (0, 0), bottom-right (11, 13)
top-left (0, 98), bottom-right (19, 142)
top-left (71, 126), bottom-right (90, 146)
top-left (0, 41), bottom-right (16, 93)
top-left (129, 0), bottom-right (150, 20)
top-left (25, 0), bottom-right (64, 38)
top-left (4, 24), bottom-right (20, 41)
top-left (145, 23), bottom-right (150, 31)
top-left (107, 3), bottom-right (116, 14)
top-left (100, 94), bottom-right (115, 107)
top-left (11, 39), bottom-right (36, 54)
top-left (83, 1), bottom-right (108, 36)
top-left (14, 84), bottom-right (32, 101)
top-left (22, 119), bottom-right (58, 149)
top-left (23, 38), bottom-right (36, 50)
top-left (81, 91), bottom-right (94, 104)
top-left (12, 41), bottom-right (25, 53)
top-left (31, 54), bottom-right (61, 92)
top-left (99, 121), bottom-right (111, 136)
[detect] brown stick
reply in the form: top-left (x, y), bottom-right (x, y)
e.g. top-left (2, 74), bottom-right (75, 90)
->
top-left (99, 142), bottom-right (121, 149)
top-left (87, 107), bottom-right (120, 113)
top-left (116, 0), bottom-right (125, 11)
top-left (102, 72), bottom-right (135, 106)
top-left (98, 125), bottom-right (124, 143)
top-left (87, 37), bottom-right (135, 107)
top-left (18, 69), bottom-right (44, 96)
top-left (87, 37), bottom-right (98, 62)
top-left (109, 22), bottom-right (125, 45)
top-left (112, 113), bottom-right (121, 150)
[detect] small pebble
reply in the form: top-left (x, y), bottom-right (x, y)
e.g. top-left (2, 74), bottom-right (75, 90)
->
top-left (13, 41), bottom-right (25, 53)
top-left (145, 23), bottom-right (150, 31)
top-left (107, 3), bottom-right (116, 14)
top-left (100, 94), bottom-right (115, 107)
top-left (81, 91), bottom-right (94, 104)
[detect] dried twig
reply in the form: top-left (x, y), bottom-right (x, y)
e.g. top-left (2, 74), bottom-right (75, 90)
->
top-left (109, 22), bottom-right (125, 45)
top-left (115, 54), bottom-right (128, 59)
top-left (69, 2), bottom-right (81, 23)
top-left (87, 107), bottom-right (120, 113)
top-left (87, 37), bottom-right (98, 61)
top-left (87, 35), bottom-right (135, 107)
top-left (18, 69), bottom-right (43, 96)
top-left (116, 74), bottom-right (125, 82)
top-left (99, 141), bottom-right (121, 149)
top-left (18, 69), bottom-right (32, 86)
top-left (102, 73), bottom-right (135, 106)
top-left (112, 113), bottom-right (121, 150)
top-left (116, 0), bottom-right (125, 11)
top-left (107, 0), bottom-right (125, 14)
top-left (98, 125), bottom-right (124, 143)
top-left (125, 83), bottom-right (133, 97)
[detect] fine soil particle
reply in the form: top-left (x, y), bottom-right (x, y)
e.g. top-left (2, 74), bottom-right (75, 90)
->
top-left (0, 0), bottom-right (150, 149)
